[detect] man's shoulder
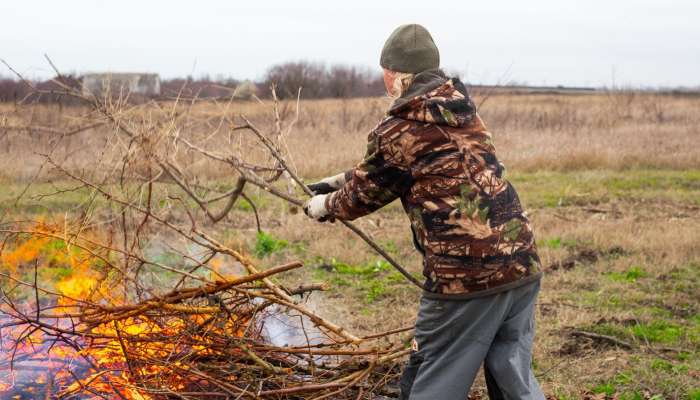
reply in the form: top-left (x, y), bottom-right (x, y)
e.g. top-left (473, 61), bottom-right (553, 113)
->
top-left (371, 115), bottom-right (410, 137)
top-left (371, 116), bottom-right (438, 146)
top-left (368, 117), bottom-right (455, 167)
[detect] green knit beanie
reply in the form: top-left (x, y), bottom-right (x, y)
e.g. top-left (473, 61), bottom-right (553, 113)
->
top-left (380, 24), bottom-right (440, 74)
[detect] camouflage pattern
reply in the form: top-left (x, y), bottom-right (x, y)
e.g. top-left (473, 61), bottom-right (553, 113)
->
top-left (325, 75), bottom-right (542, 298)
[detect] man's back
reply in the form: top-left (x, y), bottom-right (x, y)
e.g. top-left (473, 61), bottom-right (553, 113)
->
top-left (327, 71), bottom-right (542, 298)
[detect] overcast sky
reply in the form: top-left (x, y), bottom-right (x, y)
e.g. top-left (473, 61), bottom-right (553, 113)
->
top-left (2, 0), bottom-right (698, 88)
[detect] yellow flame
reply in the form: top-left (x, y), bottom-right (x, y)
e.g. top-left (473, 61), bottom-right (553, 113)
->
top-left (1, 223), bottom-right (251, 400)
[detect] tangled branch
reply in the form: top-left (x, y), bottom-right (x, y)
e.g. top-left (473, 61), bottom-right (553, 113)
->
top-left (0, 59), bottom-right (415, 399)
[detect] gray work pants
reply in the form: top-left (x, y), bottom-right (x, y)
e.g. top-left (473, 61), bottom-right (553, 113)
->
top-left (399, 280), bottom-right (544, 400)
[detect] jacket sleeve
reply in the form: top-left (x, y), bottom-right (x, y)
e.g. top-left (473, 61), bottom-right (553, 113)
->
top-left (325, 128), bottom-right (413, 221)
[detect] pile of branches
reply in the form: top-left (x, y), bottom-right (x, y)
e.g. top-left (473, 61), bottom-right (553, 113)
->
top-left (1, 249), bottom-right (409, 399)
top-left (0, 58), bottom-right (417, 399)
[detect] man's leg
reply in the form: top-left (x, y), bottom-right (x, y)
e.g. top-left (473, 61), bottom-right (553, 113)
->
top-left (484, 365), bottom-right (506, 400)
top-left (399, 351), bottom-right (424, 400)
top-left (400, 293), bottom-right (514, 400)
top-left (484, 280), bottom-right (545, 400)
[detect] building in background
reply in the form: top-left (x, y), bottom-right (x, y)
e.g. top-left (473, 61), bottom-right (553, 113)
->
top-left (232, 80), bottom-right (258, 99)
top-left (81, 73), bottom-right (161, 97)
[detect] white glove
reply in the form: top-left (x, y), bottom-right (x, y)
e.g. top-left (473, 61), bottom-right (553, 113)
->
top-left (307, 172), bottom-right (349, 195)
top-left (303, 194), bottom-right (330, 221)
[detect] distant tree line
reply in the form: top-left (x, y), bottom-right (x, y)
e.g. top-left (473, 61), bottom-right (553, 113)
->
top-left (260, 62), bottom-right (385, 99)
top-left (0, 75), bottom-right (84, 104)
top-left (0, 61), bottom-right (386, 103)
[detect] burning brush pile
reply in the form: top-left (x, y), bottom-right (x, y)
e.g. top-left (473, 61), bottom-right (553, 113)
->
top-left (0, 227), bottom-right (408, 399)
top-left (0, 65), bottom-right (415, 399)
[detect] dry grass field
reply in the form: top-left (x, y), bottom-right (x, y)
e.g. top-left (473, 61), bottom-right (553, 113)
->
top-left (1, 91), bottom-right (699, 399)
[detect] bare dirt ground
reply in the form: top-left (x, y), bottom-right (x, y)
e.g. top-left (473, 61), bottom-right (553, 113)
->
top-left (1, 91), bottom-right (699, 399)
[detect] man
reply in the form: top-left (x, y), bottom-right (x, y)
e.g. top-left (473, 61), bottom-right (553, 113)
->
top-left (303, 24), bottom-right (545, 400)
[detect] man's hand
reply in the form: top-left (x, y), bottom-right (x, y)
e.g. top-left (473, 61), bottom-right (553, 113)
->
top-left (307, 172), bottom-right (348, 195)
top-left (303, 194), bottom-right (333, 222)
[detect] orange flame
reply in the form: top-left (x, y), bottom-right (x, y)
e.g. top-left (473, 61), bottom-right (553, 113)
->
top-left (1, 225), bottom-right (250, 399)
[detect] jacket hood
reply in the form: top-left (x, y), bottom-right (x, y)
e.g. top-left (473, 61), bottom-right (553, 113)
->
top-left (388, 69), bottom-right (476, 127)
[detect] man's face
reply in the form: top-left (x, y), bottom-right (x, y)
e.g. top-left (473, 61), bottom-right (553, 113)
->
top-left (383, 68), bottom-right (396, 96)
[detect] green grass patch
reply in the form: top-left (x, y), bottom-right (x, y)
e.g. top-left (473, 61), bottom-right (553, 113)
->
top-left (365, 279), bottom-right (387, 303)
top-left (631, 320), bottom-right (683, 343)
top-left (233, 191), bottom-right (274, 212)
top-left (509, 169), bottom-right (700, 208)
top-left (552, 388), bottom-right (578, 400)
top-left (253, 231), bottom-right (288, 258)
top-left (605, 266), bottom-right (648, 282)
top-left (326, 259), bottom-right (392, 276)
top-left (586, 319), bottom-right (691, 347)
top-left (650, 358), bottom-right (690, 374)
top-left (618, 392), bottom-right (648, 400)
top-left (586, 322), bottom-right (629, 339)
top-left (576, 288), bottom-right (643, 310)
top-left (313, 258), bottom-right (408, 304)
top-left (688, 388), bottom-right (700, 400)
top-left (590, 369), bottom-right (681, 400)
top-left (592, 382), bottom-right (616, 396)
top-left (538, 236), bottom-right (578, 249)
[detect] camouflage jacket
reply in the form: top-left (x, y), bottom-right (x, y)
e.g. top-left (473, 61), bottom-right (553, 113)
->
top-left (325, 70), bottom-right (542, 299)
